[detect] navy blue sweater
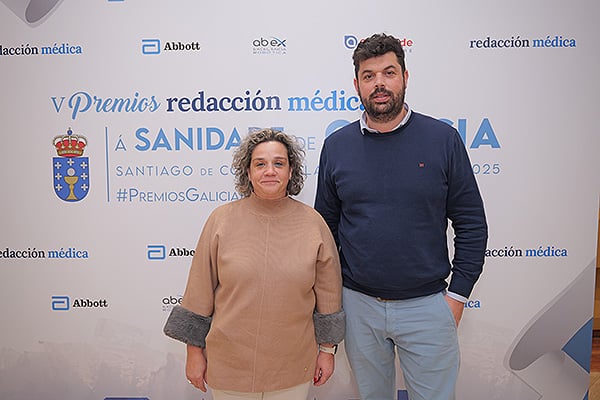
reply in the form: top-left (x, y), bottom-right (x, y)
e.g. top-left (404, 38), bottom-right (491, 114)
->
top-left (314, 112), bottom-right (488, 300)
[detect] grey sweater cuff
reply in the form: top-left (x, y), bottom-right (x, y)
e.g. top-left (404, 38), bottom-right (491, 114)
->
top-left (163, 305), bottom-right (211, 348)
top-left (313, 309), bottom-right (346, 344)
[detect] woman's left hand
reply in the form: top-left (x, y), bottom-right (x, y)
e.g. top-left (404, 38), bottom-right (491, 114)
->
top-left (313, 351), bottom-right (334, 386)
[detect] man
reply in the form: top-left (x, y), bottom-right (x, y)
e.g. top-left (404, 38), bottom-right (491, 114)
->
top-left (314, 33), bottom-right (488, 400)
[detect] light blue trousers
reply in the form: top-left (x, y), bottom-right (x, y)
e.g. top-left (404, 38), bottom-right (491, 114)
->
top-left (343, 288), bottom-right (459, 400)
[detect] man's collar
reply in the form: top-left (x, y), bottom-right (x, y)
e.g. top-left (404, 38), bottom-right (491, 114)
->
top-left (360, 103), bottom-right (411, 134)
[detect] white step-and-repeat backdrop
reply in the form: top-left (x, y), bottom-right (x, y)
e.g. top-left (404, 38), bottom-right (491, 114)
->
top-left (1, 1), bottom-right (599, 399)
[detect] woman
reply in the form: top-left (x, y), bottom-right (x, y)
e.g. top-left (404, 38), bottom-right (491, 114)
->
top-left (164, 128), bottom-right (344, 400)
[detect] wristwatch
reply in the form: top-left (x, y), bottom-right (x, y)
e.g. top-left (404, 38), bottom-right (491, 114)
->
top-left (318, 344), bottom-right (338, 355)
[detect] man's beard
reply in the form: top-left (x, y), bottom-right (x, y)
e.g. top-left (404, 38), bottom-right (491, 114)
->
top-left (361, 87), bottom-right (405, 123)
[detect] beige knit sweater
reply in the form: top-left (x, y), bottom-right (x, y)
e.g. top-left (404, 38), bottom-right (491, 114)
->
top-left (181, 194), bottom-right (342, 392)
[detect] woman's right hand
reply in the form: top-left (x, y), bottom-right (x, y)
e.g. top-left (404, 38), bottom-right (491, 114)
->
top-left (185, 344), bottom-right (208, 392)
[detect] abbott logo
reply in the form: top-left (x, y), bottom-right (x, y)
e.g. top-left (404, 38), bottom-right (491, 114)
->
top-left (147, 244), bottom-right (166, 260)
top-left (51, 295), bottom-right (70, 311)
top-left (141, 39), bottom-right (160, 55)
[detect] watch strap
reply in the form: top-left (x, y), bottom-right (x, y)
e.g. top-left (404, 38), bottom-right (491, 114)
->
top-left (318, 344), bottom-right (338, 354)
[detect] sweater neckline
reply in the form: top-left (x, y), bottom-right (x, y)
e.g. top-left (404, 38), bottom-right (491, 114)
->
top-left (244, 193), bottom-right (296, 217)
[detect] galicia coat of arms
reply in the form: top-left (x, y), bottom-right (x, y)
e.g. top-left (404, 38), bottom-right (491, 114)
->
top-left (53, 128), bottom-right (89, 202)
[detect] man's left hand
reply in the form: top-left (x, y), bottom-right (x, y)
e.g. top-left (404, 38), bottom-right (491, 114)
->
top-left (444, 295), bottom-right (464, 327)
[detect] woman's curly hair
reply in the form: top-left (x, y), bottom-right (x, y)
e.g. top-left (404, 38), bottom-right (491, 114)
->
top-left (231, 128), bottom-right (305, 197)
